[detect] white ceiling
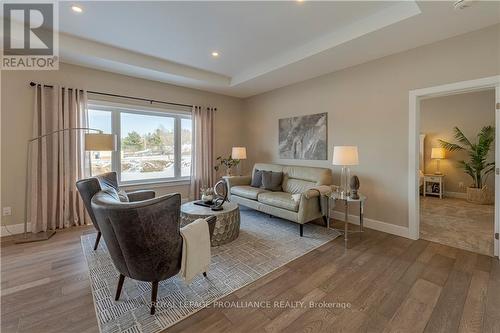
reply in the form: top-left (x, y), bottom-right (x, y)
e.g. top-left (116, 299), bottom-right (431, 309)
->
top-left (52, 1), bottom-right (500, 97)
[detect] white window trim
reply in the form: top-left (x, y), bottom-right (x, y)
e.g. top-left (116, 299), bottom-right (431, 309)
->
top-left (88, 100), bottom-right (192, 185)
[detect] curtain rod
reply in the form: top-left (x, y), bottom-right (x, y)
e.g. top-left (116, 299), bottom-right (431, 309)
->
top-left (29, 81), bottom-right (194, 109)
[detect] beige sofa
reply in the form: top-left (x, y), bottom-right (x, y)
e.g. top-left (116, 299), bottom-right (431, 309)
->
top-left (225, 163), bottom-right (333, 236)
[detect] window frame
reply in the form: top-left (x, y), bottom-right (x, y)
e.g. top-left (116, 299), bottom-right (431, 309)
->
top-left (88, 100), bottom-right (192, 186)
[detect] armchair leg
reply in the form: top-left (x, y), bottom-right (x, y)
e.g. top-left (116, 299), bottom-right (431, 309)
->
top-left (300, 224), bottom-right (303, 237)
top-left (93, 232), bottom-right (102, 251)
top-left (115, 274), bottom-right (125, 301)
top-left (151, 281), bottom-right (159, 315)
top-left (203, 272), bottom-right (207, 277)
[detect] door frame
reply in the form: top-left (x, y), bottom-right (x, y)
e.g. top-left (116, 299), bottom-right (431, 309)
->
top-left (408, 75), bottom-right (500, 257)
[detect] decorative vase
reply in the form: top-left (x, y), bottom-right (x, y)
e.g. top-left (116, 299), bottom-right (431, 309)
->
top-left (201, 194), bottom-right (213, 203)
top-left (350, 175), bottom-right (360, 199)
top-left (466, 186), bottom-right (493, 205)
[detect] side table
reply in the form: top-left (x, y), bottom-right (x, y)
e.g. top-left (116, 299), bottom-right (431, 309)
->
top-left (325, 192), bottom-right (367, 245)
top-left (423, 174), bottom-right (445, 199)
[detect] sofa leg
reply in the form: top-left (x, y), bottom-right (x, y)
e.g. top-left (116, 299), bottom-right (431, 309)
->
top-left (115, 274), bottom-right (125, 301)
top-left (269, 214), bottom-right (273, 218)
top-left (151, 281), bottom-right (159, 315)
top-left (203, 272), bottom-right (207, 278)
top-left (93, 232), bottom-right (101, 251)
top-left (300, 224), bottom-right (303, 237)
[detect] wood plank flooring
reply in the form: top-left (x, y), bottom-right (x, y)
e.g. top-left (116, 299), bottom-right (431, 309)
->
top-left (1, 222), bottom-right (499, 333)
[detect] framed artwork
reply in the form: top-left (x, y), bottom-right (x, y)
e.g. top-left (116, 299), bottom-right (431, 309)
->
top-left (278, 112), bottom-right (327, 160)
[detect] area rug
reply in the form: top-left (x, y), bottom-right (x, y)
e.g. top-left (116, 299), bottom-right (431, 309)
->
top-left (81, 207), bottom-right (340, 333)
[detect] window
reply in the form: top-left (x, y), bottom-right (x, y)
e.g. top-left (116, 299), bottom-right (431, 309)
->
top-left (87, 102), bottom-right (192, 184)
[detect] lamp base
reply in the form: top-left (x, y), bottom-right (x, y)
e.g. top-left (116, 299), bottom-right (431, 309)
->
top-left (14, 230), bottom-right (56, 244)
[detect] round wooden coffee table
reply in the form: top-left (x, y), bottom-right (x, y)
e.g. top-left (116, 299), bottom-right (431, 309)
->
top-left (180, 201), bottom-right (240, 246)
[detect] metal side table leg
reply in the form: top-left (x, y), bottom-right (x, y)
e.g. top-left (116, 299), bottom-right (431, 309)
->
top-left (344, 200), bottom-right (348, 245)
top-left (360, 201), bottom-right (364, 239)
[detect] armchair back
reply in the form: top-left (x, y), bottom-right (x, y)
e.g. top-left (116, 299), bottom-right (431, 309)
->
top-left (91, 191), bottom-right (183, 282)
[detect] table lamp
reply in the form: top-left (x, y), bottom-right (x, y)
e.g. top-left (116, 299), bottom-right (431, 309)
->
top-left (231, 147), bottom-right (247, 176)
top-left (431, 147), bottom-right (445, 175)
top-left (332, 146), bottom-right (359, 197)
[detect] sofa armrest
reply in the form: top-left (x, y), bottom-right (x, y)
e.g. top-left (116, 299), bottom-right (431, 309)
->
top-left (126, 190), bottom-right (156, 202)
top-left (297, 192), bottom-right (323, 224)
top-left (223, 175), bottom-right (251, 190)
top-left (303, 185), bottom-right (333, 199)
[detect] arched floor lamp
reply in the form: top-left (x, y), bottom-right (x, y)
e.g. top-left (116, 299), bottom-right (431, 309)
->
top-left (15, 128), bottom-right (116, 243)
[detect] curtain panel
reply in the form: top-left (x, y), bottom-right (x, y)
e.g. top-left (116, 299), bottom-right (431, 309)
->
top-left (28, 85), bottom-right (89, 232)
top-left (190, 106), bottom-right (215, 200)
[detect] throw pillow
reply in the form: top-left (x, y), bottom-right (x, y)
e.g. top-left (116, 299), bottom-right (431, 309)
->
top-left (261, 171), bottom-right (283, 191)
top-left (251, 169), bottom-right (263, 188)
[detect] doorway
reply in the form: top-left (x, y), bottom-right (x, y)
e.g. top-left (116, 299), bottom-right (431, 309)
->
top-left (419, 90), bottom-right (495, 256)
top-left (408, 76), bottom-right (500, 257)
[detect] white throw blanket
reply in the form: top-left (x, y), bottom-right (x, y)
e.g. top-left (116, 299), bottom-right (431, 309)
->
top-left (180, 218), bottom-right (211, 283)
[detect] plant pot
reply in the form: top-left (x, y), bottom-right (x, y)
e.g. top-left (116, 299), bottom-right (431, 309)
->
top-left (226, 168), bottom-right (232, 176)
top-left (466, 186), bottom-right (493, 205)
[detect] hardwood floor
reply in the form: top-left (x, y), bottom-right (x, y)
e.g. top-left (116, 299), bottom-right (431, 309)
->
top-left (1, 223), bottom-right (499, 333)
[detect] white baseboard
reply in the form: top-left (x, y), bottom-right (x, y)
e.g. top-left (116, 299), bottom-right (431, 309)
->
top-left (1, 222), bottom-right (31, 237)
top-left (330, 211), bottom-right (410, 239)
top-left (444, 191), bottom-right (467, 199)
top-left (2, 213), bottom-right (410, 239)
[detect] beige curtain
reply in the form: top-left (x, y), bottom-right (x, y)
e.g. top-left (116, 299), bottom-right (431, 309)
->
top-left (190, 106), bottom-right (215, 200)
top-left (28, 85), bottom-right (89, 232)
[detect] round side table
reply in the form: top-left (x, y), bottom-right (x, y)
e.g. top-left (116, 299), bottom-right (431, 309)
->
top-left (180, 201), bottom-right (240, 246)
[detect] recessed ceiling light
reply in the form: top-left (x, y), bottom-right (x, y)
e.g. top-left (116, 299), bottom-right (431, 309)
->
top-left (71, 5), bottom-right (83, 13)
top-left (211, 51), bottom-right (219, 57)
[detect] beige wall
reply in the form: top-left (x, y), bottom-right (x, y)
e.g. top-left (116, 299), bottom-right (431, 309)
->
top-left (421, 90), bottom-right (496, 194)
top-left (1, 63), bottom-right (245, 227)
top-left (243, 25), bottom-right (500, 228)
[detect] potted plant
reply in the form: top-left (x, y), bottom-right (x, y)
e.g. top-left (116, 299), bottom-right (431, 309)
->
top-left (439, 126), bottom-right (495, 204)
top-left (214, 155), bottom-right (240, 176)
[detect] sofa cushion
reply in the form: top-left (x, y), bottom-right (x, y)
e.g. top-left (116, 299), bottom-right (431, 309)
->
top-left (251, 169), bottom-right (263, 188)
top-left (231, 185), bottom-right (268, 200)
top-left (257, 192), bottom-right (300, 212)
top-left (283, 178), bottom-right (315, 194)
top-left (262, 171), bottom-right (283, 191)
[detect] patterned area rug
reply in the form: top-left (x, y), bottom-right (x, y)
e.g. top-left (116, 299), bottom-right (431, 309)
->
top-left (81, 207), bottom-right (340, 333)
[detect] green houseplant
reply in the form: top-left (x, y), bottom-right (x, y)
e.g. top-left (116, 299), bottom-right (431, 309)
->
top-left (214, 155), bottom-right (240, 176)
top-left (439, 126), bottom-right (495, 204)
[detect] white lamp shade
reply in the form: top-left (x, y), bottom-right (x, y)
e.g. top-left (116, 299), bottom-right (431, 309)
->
top-left (232, 147), bottom-right (247, 159)
top-left (85, 133), bottom-right (116, 151)
top-left (431, 147), bottom-right (446, 159)
top-left (332, 146), bottom-right (359, 166)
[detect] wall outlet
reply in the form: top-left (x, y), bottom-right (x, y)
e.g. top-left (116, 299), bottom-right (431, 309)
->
top-left (459, 182), bottom-right (464, 190)
top-left (2, 207), bottom-right (12, 216)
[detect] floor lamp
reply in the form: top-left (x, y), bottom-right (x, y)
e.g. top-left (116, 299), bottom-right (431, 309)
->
top-left (15, 128), bottom-right (116, 244)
